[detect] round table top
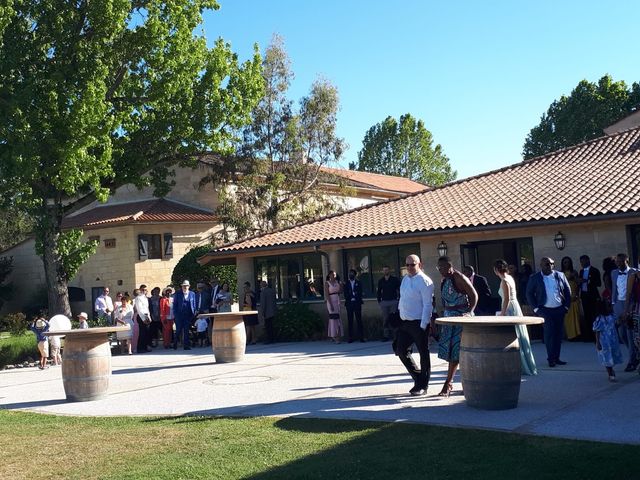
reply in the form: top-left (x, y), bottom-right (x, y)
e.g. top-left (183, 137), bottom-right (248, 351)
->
top-left (435, 315), bottom-right (543, 326)
top-left (42, 326), bottom-right (130, 336)
top-left (198, 310), bottom-right (258, 318)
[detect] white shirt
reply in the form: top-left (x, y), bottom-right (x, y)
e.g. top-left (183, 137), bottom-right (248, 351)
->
top-left (195, 318), bottom-right (208, 332)
top-left (349, 280), bottom-right (356, 300)
top-left (399, 270), bottom-right (434, 330)
top-left (616, 267), bottom-right (630, 301)
top-left (94, 295), bottom-right (114, 316)
top-left (542, 273), bottom-right (563, 308)
top-left (581, 266), bottom-right (590, 292)
top-left (133, 294), bottom-right (150, 317)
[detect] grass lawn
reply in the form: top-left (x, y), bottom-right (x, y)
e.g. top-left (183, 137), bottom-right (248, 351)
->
top-left (0, 331), bottom-right (37, 367)
top-left (1, 411), bottom-right (637, 480)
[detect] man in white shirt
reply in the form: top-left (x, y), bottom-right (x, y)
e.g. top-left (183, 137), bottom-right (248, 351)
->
top-left (94, 287), bottom-right (114, 323)
top-left (611, 253), bottom-right (638, 371)
top-left (395, 254), bottom-right (435, 396)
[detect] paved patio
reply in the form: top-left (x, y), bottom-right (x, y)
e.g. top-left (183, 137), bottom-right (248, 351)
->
top-left (1, 340), bottom-right (638, 444)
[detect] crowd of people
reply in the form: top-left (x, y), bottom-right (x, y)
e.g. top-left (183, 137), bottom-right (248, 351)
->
top-left (323, 252), bottom-right (640, 396)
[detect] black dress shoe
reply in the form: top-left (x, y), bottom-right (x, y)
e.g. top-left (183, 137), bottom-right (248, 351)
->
top-left (548, 362), bottom-right (556, 367)
top-left (555, 360), bottom-right (567, 365)
top-left (347, 339), bottom-right (354, 343)
top-left (409, 385), bottom-right (426, 396)
top-left (624, 364), bottom-right (637, 372)
top-left (184, 346), bottom-right (191, 350)
top-left (360, 339), bottom-right (366, 343)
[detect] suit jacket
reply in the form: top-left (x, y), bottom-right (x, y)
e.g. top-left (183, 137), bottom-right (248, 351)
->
top-left (472, 275), bottom-right (492, 313)
top-left (258, 286), bottom-right (277, 320)
top-left (578, 266), bottom-right (601, 300)
top-left (525, 270), bottom-right (571, 312)
top-left (343, 279), bottom-right (363, 307)
top-left (611, 267), bottom-right (638, 304)
top-left (196, 288), bottom-right (211, 314)
top-left (172, 290), bottom-right (197, 321)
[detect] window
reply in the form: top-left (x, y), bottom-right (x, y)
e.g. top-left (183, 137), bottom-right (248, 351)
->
top-left (138, 234), bottom-right (164, 260)
top-left (255, 253), bottom-right (325, 301)
top-left (343, 243), bottom-right (420, 298)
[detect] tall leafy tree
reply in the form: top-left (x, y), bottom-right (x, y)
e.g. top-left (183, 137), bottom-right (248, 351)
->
top-left (523, 75), bottom-right (640, 159)
top-left (212, 35), bottom-right (346, 241)
top-left (0, 206), bottom-right (33, 252)
top-left (351, 114), bottom-right (456, 186)
top-left (0, 1), bottom-right (263, 316)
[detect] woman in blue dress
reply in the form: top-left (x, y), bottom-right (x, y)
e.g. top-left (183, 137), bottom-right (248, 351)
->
top-left (436, 256), bottom-right (478, 397)
top-left (493, 259), bottom-right (537, 375)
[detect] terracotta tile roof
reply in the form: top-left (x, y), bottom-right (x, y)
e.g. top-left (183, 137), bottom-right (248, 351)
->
top-left (204, 127), bottom-right (640, 257)
top-left (63, 199), bottom-right (217, 229)
top-left (318, 166), bottom-right (428, 193)
top-left (197, 154), bottom-right (427, 194)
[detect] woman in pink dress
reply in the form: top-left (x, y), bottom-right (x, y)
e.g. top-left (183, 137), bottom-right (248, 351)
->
top-left (325, 271), bottom-right (343, 343)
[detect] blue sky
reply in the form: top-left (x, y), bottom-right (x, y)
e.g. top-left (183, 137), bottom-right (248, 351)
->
top-left (204, 1), bottom-right (640, 179)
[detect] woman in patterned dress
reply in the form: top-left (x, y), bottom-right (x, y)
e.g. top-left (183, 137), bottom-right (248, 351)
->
top-left (436, 256), bottom-right (478, 397)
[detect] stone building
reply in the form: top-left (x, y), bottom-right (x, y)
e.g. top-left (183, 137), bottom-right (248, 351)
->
top-left (0, 162), bottom-right (426, 316)
top-left (199, 121), bottom-right (640, 336)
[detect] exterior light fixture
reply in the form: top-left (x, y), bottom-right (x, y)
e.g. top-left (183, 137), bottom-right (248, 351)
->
top-left (553, 231), bottom-right (566, 250)
top-left (437, 241), bottom-right (448, 257)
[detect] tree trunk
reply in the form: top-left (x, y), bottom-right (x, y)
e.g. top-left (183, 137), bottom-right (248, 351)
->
top-left (40, 212), bottom-right (72, 317)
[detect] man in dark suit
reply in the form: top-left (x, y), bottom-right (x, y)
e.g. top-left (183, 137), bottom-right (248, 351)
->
top-left (173, 280), bottom-right (197, 350)
top-left (344, 269), bottom-right (365, 343)
top-left (611, 253), bottom-right (638, 371)
top-left (463, 265), bottom-right (492, 315)
top-left (526, 257), bottom-right (571, 367)
top-left (578, 255), bottom-right (601, 342)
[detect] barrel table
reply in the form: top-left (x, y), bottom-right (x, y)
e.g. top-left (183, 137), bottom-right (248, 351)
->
top-left (198, 311), bottom-right (257, 363)
top-left (435, 316), bottom-right (543, 410)
top-left (44, 326), bottom-right (129, 402)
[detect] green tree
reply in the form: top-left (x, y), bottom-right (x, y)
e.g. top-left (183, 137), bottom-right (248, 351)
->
top-left (171, 245), bottom-right (236, 296)
top-left (0, 207), bottom-right (33, 252)
top-left (211, 35), bottom-right (346, 241)
top-left (0, 1), bottom-right (263, 316)
top-left (0, 256), bottom-right (13, 312)
top-left (523, 75), bottom-right (640, 159)
top-left (351, 114), bottom-right (456, 186)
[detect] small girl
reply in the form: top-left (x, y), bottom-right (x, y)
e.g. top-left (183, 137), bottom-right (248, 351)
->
top-left (593, 300), bottom-right (623, 381)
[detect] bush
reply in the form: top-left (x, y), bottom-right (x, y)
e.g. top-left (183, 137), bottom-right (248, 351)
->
top-left (0, 332), bottom-right (38, 367)
top-left (171, 245), bottom-right (237, 295)
top-left (274, 301), bottom-right (324, 342)
top-left (0, 312), bottom-right (28, 336)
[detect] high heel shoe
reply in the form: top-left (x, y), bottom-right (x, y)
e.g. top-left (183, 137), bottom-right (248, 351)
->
top-left (438, 382), bottom-right (453, 397)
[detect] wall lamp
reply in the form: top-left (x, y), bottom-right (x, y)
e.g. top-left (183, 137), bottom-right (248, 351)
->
top-left (553, 231), bottom-right (566, 250)
top-left (437, 241), bottom-right (448, 257)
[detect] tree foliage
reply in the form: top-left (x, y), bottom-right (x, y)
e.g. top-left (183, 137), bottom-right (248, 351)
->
top-left (0, 1), bottom-right (263, 315)
top-left (523, 75), bottom-right (640, 159)
top-left (171, 245), bottom-right (237, 295)
top-left (210, 35), bottom-right (346, 241)
top-left (0, 207), bottom-right (33, 252)
top-left (0, 256), bottom-right (13, 311)
top-left (351, 114), bottom-right (456, 186)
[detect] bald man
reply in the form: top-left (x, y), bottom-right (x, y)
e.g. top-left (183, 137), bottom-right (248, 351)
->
top-left (395, 254), bottom-right (435, 396)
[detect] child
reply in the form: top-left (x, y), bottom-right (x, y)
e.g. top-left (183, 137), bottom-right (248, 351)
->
top-left (30, 318), bottom-right (50, 369)
top-left (195, 316), bottom-right (208, 347)
top-left (77, 312), bottom-right (89, 329)
top-left (593, 299), bottom-right (623, 381)
top-left (49, 334), bottom-right (62, 366)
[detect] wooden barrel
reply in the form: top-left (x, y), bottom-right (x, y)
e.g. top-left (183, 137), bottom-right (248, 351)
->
top-left (212, 314), bottom-right (247, 363)
top-left (459, 324), bottom-right (521, 410)
top-left (61, 333), bottom-right (112, 402)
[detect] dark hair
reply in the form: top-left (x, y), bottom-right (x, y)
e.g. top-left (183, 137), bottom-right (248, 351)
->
top-left (493, 259), bottom-right (508, 273)
top-left (244, 281), bottom-right (251, 287)
top-left (438, 256), bottom-right (451, 264)
top-left (349, 269), bottom-right (357, 276)
top-left (602, 256), bottom-right (616, 273)
top-left (326, 270), bottom-right (336, 281)
top-left (521, 263), bottom-right (533, 276)
top-left (595, 298), bottom-right (611, 316)
top-left (579, 255), bottom-right (590, 261)
top-left (463, 265), bottom-right (475, 273)
top-left (616, 253), bottom-right (629, 262)
top-left (560, 256), bottom-right (574, 272)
